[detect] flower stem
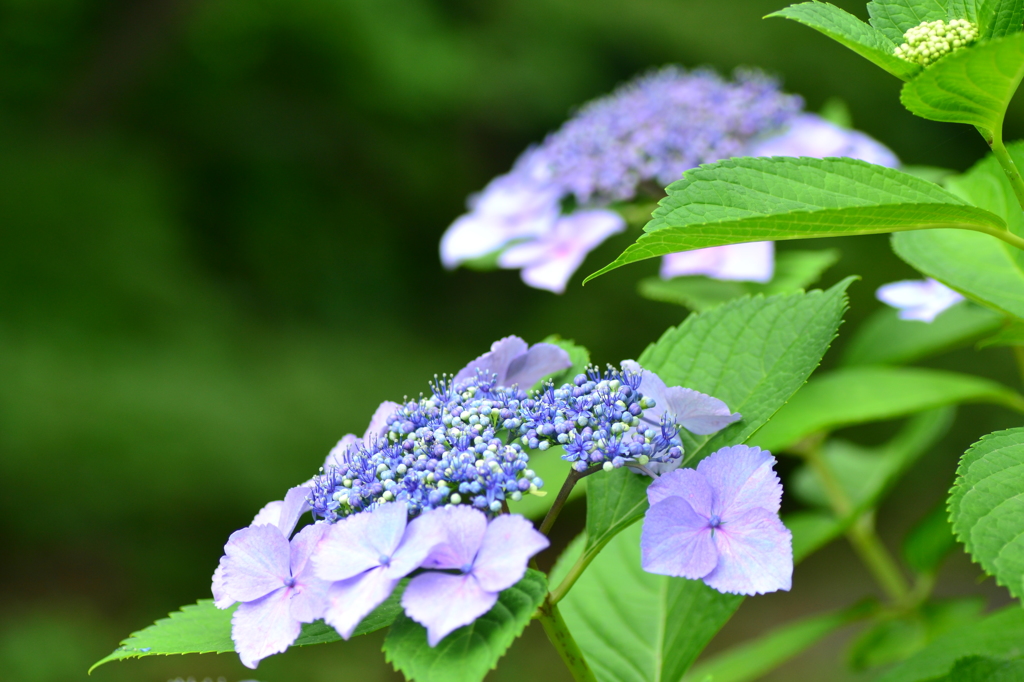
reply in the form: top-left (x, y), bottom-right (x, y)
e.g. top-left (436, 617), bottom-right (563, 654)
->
top-left (536, 600), bottom-right (598, 682)
top-left (986, 130), bottom-right (1024, 217)
top-left (800, 440), bottom-right (911, 604)
top-left (538, 466), bottom-right (601, 536)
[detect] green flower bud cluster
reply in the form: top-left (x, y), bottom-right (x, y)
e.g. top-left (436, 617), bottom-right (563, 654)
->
top-left (894, 19), bottom-right (978, 66)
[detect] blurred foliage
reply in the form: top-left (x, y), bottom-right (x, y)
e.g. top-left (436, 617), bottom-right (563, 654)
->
top-left (1, 0), bottom-right (1023, 680)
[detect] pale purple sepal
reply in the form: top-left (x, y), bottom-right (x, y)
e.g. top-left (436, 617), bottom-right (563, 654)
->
top-left (220, 524), bottom-right (291, 604)
top-left (249, 486), bottom-right (311, 538)
top-left (314, 502), bottom-right (446, 639)
top-left (498, 209), bottom-right (626, 293)
top-left (622, 360), bottom-right (741, 436)
top-left (640, 444), bottom-right (792, 596)
top-left (232, 587), bottom-right (301, 669)
top-left (748, 114), bottom-right (900, 168)
top-left (876, 278), bottom-right (964, 322)
top-left (660, 242), bottom-right (774, 283)
top-left (401, 508), bottom-right (549, 646)
top-left (455, 336), bottom-right (571, 389)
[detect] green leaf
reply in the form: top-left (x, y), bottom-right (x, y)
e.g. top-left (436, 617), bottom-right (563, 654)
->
top-left (868, 0), bottom-right (947, 43)
top-left (904, 499), bottom-right (958, 574)
top-left (585, 158), bottom-right (1003, 283)
top-left (554, 524), bottom-right (744, 682)
top-left (90, 592), bottom-right (402, 672)
top-left (947, 141), bottom-right (1024, 238)
top-left (938, 655), bottom-right (1024, 681)
top-left (875, 607), bottom-right (1024, 681)
top-left (383, 570), bottom-right (547, 682)
top-left (841, 303), bottom-right (1003, 366)
top-left (583, 466), bottom-right (651, 559)
top-left (948, 427), bottom-right (1024, 599)
top-left (768, 3), bottom-right (922, 80)
top-left (900, 33), bottom-right (1024, 136)
top-left (682, 602), bottom-right (873, 682)
top-left (948, 0), bottom-right (981, 24)
top-left (751, 367), bottom-right (1023, 453)
top-left (637, 249), bottom-right (840, 311)
top-left (979, 0), bottom-right (1024, 39)
top-left (978, 319), bottom-right (1024, 347)
top-left (789, 407), bottom-right (954, 511)
top-left (848, 598), bottom-right (986, 671)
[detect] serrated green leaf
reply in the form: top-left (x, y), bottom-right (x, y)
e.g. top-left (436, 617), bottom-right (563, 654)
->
top-left (554, 524), bottom-right (744, 682)
top-left (383, 570), bottom-right (547, 682)
top-left (790, 407), bottom-right (954, 510)
top-left (637, 249), bottom-right (840, 311)
top-left (768, 3), bottom-right (921, 80)
top-left (949, 427), bottom-right (1024, 599)
top-left (583, 467), bottom-right (651, 557)
top-left (751, 367), bottom-right (1023, 453)
top-left (841, 303), bottom-right (1003, 366)
top-left (90, 591), bottom-right (402, 672)
top-left (585, 158), bottom-right (1004, 283)
top-left (900, 33), bottom-right (1024, 136)
top-left (868, 0), bottom-right (947, 43)
top-left (683, 602), bottom-right (873, 682)
top-left (848, 598), bottom-right (986, 672)
top-left (947, 142), bottom-right (1024, 238)
top-left (904, 499), bottom-right (958, 574)
top-left (979, 0), bottom-right (1024, 38)
top-left (875, 607), bottom-right (1024, 681)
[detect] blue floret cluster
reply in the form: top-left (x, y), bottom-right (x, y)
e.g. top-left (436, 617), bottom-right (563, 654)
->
top-left (310, 365), bottom-right (678, 521)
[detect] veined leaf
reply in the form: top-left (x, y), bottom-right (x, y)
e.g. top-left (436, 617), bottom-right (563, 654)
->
top-left (937, 655), bottom-right (1024, 680)
top-left (383, 570), bottom-right (547, 682)
top-left (948, 0), bottom-right (981, 24)
top-left (583, 467), bottom-right (651, 558)
top-left (875, 607), bottom-right (1024, 681)
top-left (751, 367), bottom-right (1023, 453)
top-left (868, 0), bottom-right (947, 44)
top-left (900, 33), bottom-right (1024, 136)
top-left (554, 524), bottom-right (744, 682)
top-left (585, 158), bottom-right (1004, 283)
top-left (841, 303), bottom-right (1003, 366)
top-left (979, 0), bottom-right (1024, 39)
top-left (768, 3), bottom-right (921, 80)
top-left (949, 428), bottom-right (1024, 600)
top-left (89, 592), bottom-right (402, 672)
top-left (638, 249), bottom-right (839, 311)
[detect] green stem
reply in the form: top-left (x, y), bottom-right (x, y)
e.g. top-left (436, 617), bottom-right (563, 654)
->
top-left (972, 223), bottom-right (1024, 251)
top-left (536, 600), bottom-right (599, 682)
top-left (538, 468), bottom-right (586, 536)
top-left (987, 131), bottom-right (1024, 216)
top-left (801, 442), bottom-right (911, 604)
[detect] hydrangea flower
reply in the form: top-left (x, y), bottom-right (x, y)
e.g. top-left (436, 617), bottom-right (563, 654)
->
top-left (660, 242), bottom-right (775, 283)
top-left (454, 335), bottom-right (572, 389)
top-left (401, 507), bottom-right (549, 645)
top-left (312, 501), bottom-right (444, 638)
top-left (876, 278), bottom-right (964, 322)
top-left (323, 400), bottom-right (402, 469)
top-left (641, 445), bottom-right (792, 595)
top-left (211, 486), bottom-right (329, 669)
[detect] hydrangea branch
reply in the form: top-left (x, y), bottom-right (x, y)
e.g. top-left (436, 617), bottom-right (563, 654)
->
top-left (986, 130), bottom-right (1024, 216)
top-left (538, 465), bottom-right (602, 536)
top-left (535, 600), bottom-right (599, 682)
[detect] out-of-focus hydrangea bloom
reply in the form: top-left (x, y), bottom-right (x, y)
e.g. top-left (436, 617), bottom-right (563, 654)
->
top-left (441, 67), bottom-right (802, 292)
top-left (454, 335), bottom-right (571, 389)
top-left (660, 242), bottom-right (776, 283)
top-left (401, 507), bottom-right (549, 645)
top-left (876, 278), bottom-right (964, 322)
top-left (641, 445), bottom-right (792, 595)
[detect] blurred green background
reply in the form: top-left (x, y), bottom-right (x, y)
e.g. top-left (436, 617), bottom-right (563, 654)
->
top-left (2, 0), bottom-right (1022, 680)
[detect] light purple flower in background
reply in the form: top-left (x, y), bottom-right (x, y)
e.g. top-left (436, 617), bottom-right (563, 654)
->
top-left (748, 113), bottom-right (900, 168)
top-left (660, 242), bottom-right (775, 283)
top-left (498, 210), bottom-right (626, 292)
top-left (455, 336), bottom-right (572, 389)
top-left (641, 444), bottom-right (792, 595)
top-left (322, 400), bottom-right (402, 470)
top-left (622, 360), bottom-right (741, 437)
top-left (313, 502), bottom-right (443, 639)
top-left (876, 278), bottom-right (964, 322)
top-left (401, 507), bottom-right (549, 646)
top-left (211, 485), bottom-right (328, 669)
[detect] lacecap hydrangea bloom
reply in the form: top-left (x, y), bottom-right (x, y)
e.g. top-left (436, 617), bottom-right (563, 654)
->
top-left (441, 65), bottom-right (898, 292)
top-left (211, 335), bottom-right (791, 668)
top-left (876, 278), bottom-right (964, 322)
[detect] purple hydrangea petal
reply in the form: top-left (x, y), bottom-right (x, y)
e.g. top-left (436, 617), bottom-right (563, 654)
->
top-left (250, 500), bottom-right (284, 529)
top-left (417, 506), bottom-right (488, 570)
top-left (275, 486), bottom-right (312, 537)
top-left (662, 387), bottom-right (742, 436)
top-left (401, 572), bottom-right (499, 647)
top-left (454, 336), bottom-right (529, 386)
top-left (696, 445), bottom-right (782, 517)
top-left (220, 524), bottom-right (291, 604)
top-left (211, 562), bottom-right (233, 609)
top-left (364, 401), bottom-right (402, 441)
top-left (503, 343), bottom-right (573, 389)
top-left (313, 502), bottom-right (410, 582)
top-left (646, 467), bottom-right (714, 514)
top-left (385, 506), bottom-right (449, 579)
top-left (640, 496), bottom-right (719, 579)
top-left (470, 514), bottom-right (550, 593)
top-left (323, 567), bottom-right (400, 639)
top-left (287, 524), bottom-right (331, 623)
top-left (748, 114), bottom-right (900, 167)
top-left (232, 587), bottom-right (301, 669)
top-left (660, 242), bottom-right (774, 283)
top-left (702, 507), bottom-right (793, 595)
top-left (876, 278), bottom-right (964, 322)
